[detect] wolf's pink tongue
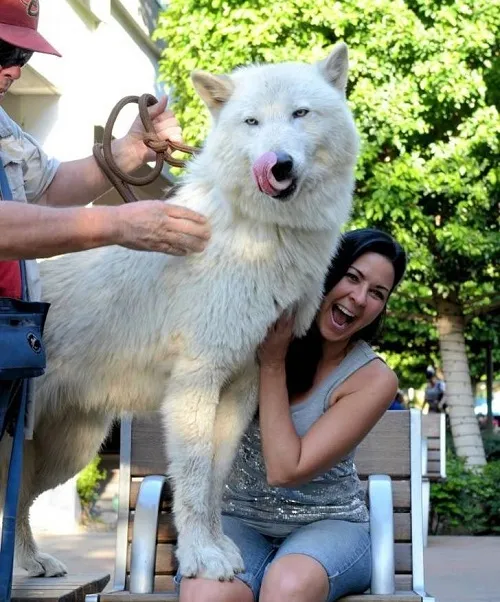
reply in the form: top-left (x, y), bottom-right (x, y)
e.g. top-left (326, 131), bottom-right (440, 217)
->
top-left (252, 152), bottom-right (293, 197)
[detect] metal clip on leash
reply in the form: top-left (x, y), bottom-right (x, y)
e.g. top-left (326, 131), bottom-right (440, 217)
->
top-left (92, 94), bottom-right (200, 204)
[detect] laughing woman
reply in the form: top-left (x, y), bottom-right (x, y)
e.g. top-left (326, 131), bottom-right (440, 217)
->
top-left (177, 228), bottom-right (407, 602)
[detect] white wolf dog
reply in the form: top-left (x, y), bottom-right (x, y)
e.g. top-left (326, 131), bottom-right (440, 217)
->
top-left (0, 43), bottom-right (359, 581)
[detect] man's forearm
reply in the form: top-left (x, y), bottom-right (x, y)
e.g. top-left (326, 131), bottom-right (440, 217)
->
top-left (0, 202), bottom-right (118, 259)
top-left (40, 139), bottom-right (141, 208)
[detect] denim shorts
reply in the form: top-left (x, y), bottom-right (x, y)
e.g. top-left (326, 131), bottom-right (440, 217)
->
top-left (175, 515), bottom-right (371, 601)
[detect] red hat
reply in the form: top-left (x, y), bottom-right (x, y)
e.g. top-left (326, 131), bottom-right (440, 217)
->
top-left (0, 0), bottom-right (61, 56)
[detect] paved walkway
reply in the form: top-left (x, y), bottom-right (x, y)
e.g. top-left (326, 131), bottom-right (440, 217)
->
top-left (425, 536), bottom-right (498, 602)
top-left (14, 531), bottom-right (500, 600)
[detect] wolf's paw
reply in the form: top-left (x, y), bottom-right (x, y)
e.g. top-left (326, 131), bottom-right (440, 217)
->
top-left (219, 534), bottom-right (244, 574)
top-left (19, 552), bottom-right (68, 577)
top-left (177, 538), bottom-right (241, 581)
top-left (293, 303), bottom-right (316, 338)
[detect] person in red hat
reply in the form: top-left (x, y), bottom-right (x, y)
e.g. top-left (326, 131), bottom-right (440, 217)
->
top-left (0, 0), bottom-right (210, 301)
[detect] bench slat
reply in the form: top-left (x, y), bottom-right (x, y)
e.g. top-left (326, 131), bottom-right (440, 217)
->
top-left (129, 478), bottom-right (411, 511)
top-left (125, 542), bottom-right (411, 576)
top-left (130, 412), bottom-right (411, 478)
top-left (340, 594), bottom-right (421, 601)
top-left (121, 574), bottom-right (415, 594)
top-left (421, 414), bottom-right (441, 438)
top-left (355, 412), bottom-right (410, 477)
top-left (426, 439), bottom-right (441, 451)
top-left (127, 510), bottom-right (411, 544)
top-left (427, 460), bottom-right (441, 474)
top-left (102, 593), bottom-right (421, 602)
top-left (130, 574), bottom-right (415, 592)
top-left (12, 573), bottom-right (110, 602)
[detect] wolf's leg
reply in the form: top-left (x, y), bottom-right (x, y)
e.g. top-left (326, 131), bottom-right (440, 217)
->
top-left (12, 408), bottom-right (112, 577)
top-left (161, 363), bottom-right (237, 581)
top-left (209, 363), bottom-right (259, 572)
top-left (293, 282), bottom-right (324, 337)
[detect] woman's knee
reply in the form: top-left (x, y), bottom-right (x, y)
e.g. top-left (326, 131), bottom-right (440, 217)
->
top-left (179, 576), bottom-right (254, 602)
top-left (260, 554), bottom-right (329, 602)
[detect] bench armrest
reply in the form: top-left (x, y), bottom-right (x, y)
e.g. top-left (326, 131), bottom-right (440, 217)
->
top-left (368, 474), bottom-right (395, 595)
top-left (421, 437), bottom-right (429, 478)
top-left (129, 474), bottom-right (169, 594)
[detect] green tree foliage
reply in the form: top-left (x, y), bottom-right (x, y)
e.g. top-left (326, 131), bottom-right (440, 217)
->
top-left (155, 0), bottom-right (500, 461)
top-left (431, 453), bottom-right (500, 534)
top-left (77, 456), bottom-right (107, 522)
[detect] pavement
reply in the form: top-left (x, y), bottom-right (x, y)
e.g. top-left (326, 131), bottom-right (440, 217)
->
top-left (14, 530), bottom-right (500, 601)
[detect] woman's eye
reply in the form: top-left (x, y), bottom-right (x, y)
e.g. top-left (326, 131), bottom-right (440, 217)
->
top-left (293, 108), bottom-right (309, 118)
top-left (245, 117), bottom-right (259, 126)
top-left (346, 273), bottom-right (358, 282)
top-left (371, 290), bottom-right (385, 301)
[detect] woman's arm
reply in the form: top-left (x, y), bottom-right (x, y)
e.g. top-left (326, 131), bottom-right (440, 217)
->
top-left (259, 359), bottom-right (397, 487)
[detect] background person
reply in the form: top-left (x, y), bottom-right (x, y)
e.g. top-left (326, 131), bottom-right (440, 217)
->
top-left (388, 389), bottom-right (406, 410)
top-left (424, 366), bottom-right (446, 413)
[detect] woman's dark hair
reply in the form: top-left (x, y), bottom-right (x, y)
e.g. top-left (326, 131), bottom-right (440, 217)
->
top-left (285, 228), bottom-right (406, 397)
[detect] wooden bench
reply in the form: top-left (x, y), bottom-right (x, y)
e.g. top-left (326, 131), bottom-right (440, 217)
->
top-left (421, 413), bottom-right (447, 546)
top-left (86, 409), bottom-right (435, 602)
top-left (12, 573), bottom-right (110, 602)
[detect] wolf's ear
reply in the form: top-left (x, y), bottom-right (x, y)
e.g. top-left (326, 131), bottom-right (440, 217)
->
top-left (318, 42), bottom-right (349, 95)
top-left (191, 71), bottom-right (235, 114)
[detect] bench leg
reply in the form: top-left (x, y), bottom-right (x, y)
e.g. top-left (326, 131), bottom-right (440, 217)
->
top-left (368, 474), bottom-right (395, 595)
top-left (422, 478), bottom-right (430, 547)
top-left (129, 475), bottom-right (169, 593)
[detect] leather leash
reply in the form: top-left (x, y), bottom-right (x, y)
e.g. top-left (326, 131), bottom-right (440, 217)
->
top-left (93, 94), bottom-right (199, 203)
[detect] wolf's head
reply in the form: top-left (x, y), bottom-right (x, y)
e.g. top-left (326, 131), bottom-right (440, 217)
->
top-left (187, 43), bottom-right (359, 230)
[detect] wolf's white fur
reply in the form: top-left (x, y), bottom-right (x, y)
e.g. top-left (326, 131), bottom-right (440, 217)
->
top-left (0, 44), bottom-right (358, 580)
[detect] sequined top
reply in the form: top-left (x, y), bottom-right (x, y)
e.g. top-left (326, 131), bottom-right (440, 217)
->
top-left (222, 340), bottom-right (378, 537)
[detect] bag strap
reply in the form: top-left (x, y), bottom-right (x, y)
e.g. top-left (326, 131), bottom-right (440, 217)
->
top-left (0, 158), bottom-right (31, 600)
top-left (0, 156), bottom-right (12, 200)
top-left (0, 156), bottom-right (30, 301)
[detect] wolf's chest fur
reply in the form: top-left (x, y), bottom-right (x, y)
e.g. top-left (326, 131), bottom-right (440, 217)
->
top-left (163, 220), bottom-right (330, 361)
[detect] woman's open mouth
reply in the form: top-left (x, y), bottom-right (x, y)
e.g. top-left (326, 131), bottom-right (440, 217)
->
top-left (330, 304), bottom-right (356, 330)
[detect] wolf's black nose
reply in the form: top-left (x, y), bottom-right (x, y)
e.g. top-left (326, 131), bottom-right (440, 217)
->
top-left (271, 152), bottom-right (294, 181)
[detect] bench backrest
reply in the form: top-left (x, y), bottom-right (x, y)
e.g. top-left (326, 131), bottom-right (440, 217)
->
top-left (113, 409), bottom-right (424, 594)
top-left (421, 412), bottom-right (446, 480)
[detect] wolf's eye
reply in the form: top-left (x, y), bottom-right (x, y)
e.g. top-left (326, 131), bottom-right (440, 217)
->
top-left (245, 117), bottom-right (259, 126)
top-left (293, 108), bottom-right (309, 118)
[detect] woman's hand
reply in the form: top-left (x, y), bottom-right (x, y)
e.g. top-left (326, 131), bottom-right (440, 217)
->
top-left (258, 312), bottom-right (295, 369)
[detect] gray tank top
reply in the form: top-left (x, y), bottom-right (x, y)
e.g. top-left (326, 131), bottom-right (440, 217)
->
top-left (222, 340), bottom-right (378, 537)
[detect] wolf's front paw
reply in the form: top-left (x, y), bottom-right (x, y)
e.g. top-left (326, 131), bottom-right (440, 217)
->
top-left (177, 536), bottom-right (242, 581)
top-left (219, 534), bottom-right (244, 574)
top-left (293, 301), bottom-right (317, 338)
top-left (17, 551), bottom-right (68, 577)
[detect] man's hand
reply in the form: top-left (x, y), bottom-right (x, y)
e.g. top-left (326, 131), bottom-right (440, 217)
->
top-left (114, 201), bottom-right (210, 256)
top-left (123, 96), bottom-right (182, 166)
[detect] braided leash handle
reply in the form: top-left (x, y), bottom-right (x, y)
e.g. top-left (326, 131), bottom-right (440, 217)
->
top-left (92, 94), bottom-right (200, 203)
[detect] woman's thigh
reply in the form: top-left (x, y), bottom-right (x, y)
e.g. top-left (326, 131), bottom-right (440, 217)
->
top-left (268, 519), bottom-right (371, 602)
top-left (176, 515), bottom-right (275, 602)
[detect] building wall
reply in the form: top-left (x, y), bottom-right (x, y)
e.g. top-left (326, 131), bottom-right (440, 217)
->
top-left (7, 0), bottom-right (165, 160)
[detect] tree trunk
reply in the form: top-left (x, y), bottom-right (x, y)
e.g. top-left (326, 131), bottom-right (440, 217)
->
top-left (435, 294), bottom-right (486, 466)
